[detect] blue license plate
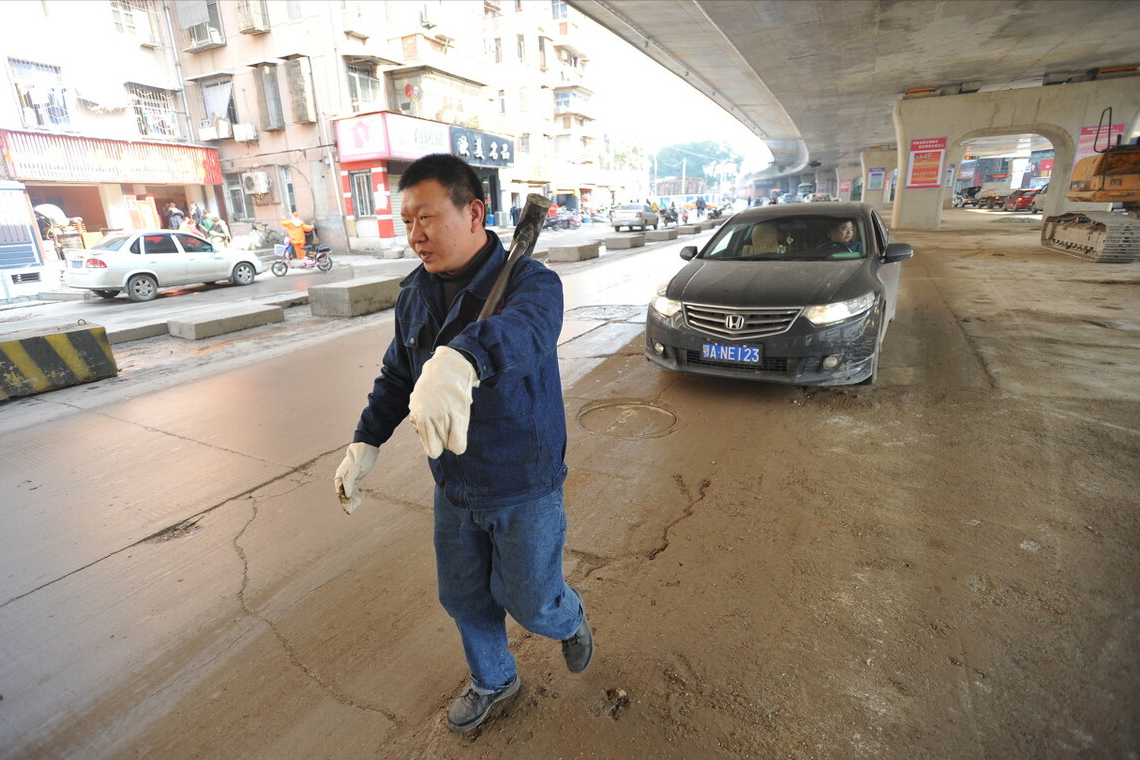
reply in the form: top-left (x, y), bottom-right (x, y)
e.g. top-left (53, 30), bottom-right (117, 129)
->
top-left (701, 343), bottom-right (761, 364)
top-left (71, 260), bottom-right (84, 268)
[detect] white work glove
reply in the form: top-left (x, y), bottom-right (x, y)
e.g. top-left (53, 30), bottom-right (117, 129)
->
top-left (408, 345), bottom-right (480, 458)
top-left (334, 442), bottom-right (379, 515)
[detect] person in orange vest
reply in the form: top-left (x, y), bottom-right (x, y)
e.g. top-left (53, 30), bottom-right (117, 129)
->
top-left (281, 209), bottom-right (314, 259)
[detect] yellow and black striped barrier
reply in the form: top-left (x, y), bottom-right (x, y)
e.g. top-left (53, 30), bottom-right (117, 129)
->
top-left (0, 325), bottom-right (118, 401)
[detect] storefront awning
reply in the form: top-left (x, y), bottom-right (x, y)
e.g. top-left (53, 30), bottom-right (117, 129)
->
top-left (0, 129), bottom-right (222, 185)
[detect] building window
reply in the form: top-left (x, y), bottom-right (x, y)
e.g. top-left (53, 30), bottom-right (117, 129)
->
top-left (498, 89), bottom-right (506, 114)
top-left (538, 36), bottom-right (547, 69)
top-left (517, 34), bottom-right (525, 61)
top-left (280, 167), bottom-right (296, 215)
top-left (520, 133), bottom-right (530, 153)
top-left (236, 0), bottom-right (270, 32)
top-left (129, 83), bottom-right (179, 137)
top-left (493, 38), bottom-right (502, 63)
top-left (551, 0), bottom-right (568, 20)
top-left (519, 86), bottom-right (528, 114)
top-left (284, 57), bottom-right (317, 123)
top-left (224, 174), bottom-right (251, 221)
top-left (111, 0), bottom-right (157, 43)
top-left (555, 92), bottom-right (571, 112)
top-left (9, 59), bottom-right (70, 127)
top-left (178, 0), bottom-right (225, 49)
top-left (347, 62), bottom-right (381, 113)
top-left (200, 76), bottom-right (237, 123)
top-left (350, 171), bottom-right (375, 217)
top-left (254, 64), bottom-right (285, 130)
top-left (286, 1), bottom-right (302, 19)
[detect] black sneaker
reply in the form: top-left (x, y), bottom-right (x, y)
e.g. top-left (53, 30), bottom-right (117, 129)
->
top-left (561, 588), bottom-right (594, 673)
top-left (446, 677), bottom-right (521, 733)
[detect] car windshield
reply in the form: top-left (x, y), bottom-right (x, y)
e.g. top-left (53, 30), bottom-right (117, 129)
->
top-left (700, 215), bottom-right (868, 261)
top-left (90, 235), bottom-right (131, 251)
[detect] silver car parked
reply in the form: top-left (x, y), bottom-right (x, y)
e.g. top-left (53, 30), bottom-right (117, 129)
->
top-left (63, 230), bottom-right (264, 302)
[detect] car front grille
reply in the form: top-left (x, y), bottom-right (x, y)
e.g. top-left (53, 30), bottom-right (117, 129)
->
top-left (683, 302), bottom-right (802, 340)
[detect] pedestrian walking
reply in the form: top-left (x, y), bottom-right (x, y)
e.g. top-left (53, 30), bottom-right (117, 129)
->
top-left (333, 153), bottom-right (593, 734)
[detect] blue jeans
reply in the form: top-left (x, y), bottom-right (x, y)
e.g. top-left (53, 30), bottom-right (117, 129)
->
top-left (434, 485), bottom-right (584, 694)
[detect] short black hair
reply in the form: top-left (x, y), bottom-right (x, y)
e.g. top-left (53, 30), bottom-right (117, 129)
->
top-left (399, 153), bottom-right (483, 210)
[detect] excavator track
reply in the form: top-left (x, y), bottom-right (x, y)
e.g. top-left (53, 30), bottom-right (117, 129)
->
top-left (1041, 211), bottom-right (1140, 264)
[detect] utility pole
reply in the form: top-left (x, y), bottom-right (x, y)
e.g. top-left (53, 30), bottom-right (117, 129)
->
top-left (681, 158), bottom-right (687, 198)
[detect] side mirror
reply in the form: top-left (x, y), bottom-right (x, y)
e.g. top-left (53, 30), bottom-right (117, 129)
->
top-left (884, 242), bottom-right (914, 262)
top-left (680, 245), bottom-right (698, 261)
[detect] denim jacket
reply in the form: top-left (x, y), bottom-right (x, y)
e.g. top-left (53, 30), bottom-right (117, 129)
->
top-left (353, 231), bottom-right (568, 509)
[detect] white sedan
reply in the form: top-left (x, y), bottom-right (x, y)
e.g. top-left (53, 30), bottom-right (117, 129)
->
top-left (63, 230), bottom-right (264, 302)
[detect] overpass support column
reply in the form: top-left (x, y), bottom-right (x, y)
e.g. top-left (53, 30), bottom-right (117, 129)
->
top-left (859, 149), bottom-right (897, 214)
top-left (891, 77), bottom-right (1140, 229)
top-left (835, 163), bottom-right (860, 202)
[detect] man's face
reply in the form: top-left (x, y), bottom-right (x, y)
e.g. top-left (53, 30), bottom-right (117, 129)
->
top-left (830, 221), bottom-right (854, 243)
top-left (401, 179), bottom-right (485, 275)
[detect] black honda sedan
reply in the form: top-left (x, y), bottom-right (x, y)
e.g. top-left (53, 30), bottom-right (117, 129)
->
top-left (645, 202), bottom-right (913, 386)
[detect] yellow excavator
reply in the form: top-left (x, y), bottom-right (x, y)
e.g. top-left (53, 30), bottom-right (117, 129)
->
top-left (1041, 108), bottom-right (1140, 263)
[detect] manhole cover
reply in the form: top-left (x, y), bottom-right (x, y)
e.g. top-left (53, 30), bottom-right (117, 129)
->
top-left (577, 402), bottom-right (677, 439)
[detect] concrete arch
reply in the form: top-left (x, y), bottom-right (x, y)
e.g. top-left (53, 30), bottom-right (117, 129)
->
top-left (949, 124), bottom-right (1072, 217)
top-left (890, 77), bottom-right (1140, 229)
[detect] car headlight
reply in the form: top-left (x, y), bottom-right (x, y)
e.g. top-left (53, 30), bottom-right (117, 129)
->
top-left (804, 293), bottom-right (875, 326)
top-left (650, 282), bottom-right (682, 318)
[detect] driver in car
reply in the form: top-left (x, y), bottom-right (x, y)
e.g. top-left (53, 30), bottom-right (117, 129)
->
top-left (817, 219), bottom-right (863, 255)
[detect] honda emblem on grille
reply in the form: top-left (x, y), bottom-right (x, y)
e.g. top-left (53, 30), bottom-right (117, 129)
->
top-left (725, 314), bottom-right (745, 331)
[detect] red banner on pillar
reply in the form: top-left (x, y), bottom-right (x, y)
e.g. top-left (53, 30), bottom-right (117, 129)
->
top-left (905, 137), bottom-right (947, 189)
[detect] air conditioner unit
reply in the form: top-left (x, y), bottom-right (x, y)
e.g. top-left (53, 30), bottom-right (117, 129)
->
top-left (232, 122), bottom-right (258, 142)
top-left (199, 120), bottom-right (218, 141)
top-left (242, 171), bottom-right (271, 194)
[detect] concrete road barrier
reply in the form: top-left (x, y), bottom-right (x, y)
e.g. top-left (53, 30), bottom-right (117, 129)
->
top-left (547, 243), bottom-right (601, 262)
top-left (106, 320), bottom-right (168, 345)
top-left (168, 304), bottom-right (285, 340)
top-left (309, 275), bottom-right (402, 317)
top-left (676, 224), bottom-right (701, 234)
top-left (645, 229), bottom-right (678, 241)
top-left (0, 325), bottom-right (118, 400)
top-left (605, 234), bottom-right (645, 249)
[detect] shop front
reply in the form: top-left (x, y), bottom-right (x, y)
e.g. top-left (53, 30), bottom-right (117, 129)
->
top-left (334, 112), bottom-right (513, 254)
top-left (0, 129), bottom-right (221, 300)
top-left (0, 130), bottom-right (222, 243)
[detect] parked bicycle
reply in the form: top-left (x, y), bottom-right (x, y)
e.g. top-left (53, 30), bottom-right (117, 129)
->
top-left (249, 221), bottom-right (283, 250)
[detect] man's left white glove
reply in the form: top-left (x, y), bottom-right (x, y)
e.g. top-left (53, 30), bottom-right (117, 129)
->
top-left (334, 442), bottom-right (379, 515)
top-left (408, 345), bottom-right (480, 458)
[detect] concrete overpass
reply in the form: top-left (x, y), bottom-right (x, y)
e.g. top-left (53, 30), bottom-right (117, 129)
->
top-left (569, 0), bottom-right (1140, 228)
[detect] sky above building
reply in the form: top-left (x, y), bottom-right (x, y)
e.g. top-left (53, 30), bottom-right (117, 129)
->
top-left (587, 27), bottom-right (774, 174)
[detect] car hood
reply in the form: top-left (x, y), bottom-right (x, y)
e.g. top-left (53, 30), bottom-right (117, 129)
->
top-left (669, 259), bottom-right (864, 306)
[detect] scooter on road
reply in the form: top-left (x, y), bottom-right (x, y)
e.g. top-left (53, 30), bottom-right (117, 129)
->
top-left (270, 231), bottom-right (333, 275)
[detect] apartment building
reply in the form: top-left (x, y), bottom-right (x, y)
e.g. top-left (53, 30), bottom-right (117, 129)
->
top-left (1, 0), bottom-right (645, 283)
top-left (0, 0), bottom-right (217, 298)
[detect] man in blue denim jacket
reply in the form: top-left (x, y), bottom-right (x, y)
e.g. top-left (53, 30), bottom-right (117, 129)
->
top-left (334, 154), bottom-right (593, 733)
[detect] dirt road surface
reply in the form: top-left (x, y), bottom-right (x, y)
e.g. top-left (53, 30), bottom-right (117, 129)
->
top-left (5, 214), bottom-right (1139, 759)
